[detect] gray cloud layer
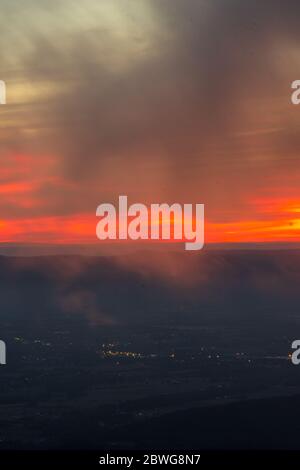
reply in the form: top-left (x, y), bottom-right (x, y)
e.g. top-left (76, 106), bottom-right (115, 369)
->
top-left (0, 0), bottom-right (300, 220)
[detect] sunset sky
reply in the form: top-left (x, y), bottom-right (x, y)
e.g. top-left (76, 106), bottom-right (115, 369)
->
top-left (1, 0), bottom-right (300, 246)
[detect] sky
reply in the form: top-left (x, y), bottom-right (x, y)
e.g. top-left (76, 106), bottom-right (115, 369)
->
top-left (1, 0), bottom-right (300, 246)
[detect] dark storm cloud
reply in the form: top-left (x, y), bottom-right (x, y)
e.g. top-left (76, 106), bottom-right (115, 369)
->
top-left (1, 0), bottom-right (300, 219)
top-left (33, 1), bottom-right (300, 173)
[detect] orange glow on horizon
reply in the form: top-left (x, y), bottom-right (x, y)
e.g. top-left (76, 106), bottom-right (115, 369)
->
top-left (0, 198), bottom-right (300, 245)
top-left (1, 153), bottom-right (300, 245)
